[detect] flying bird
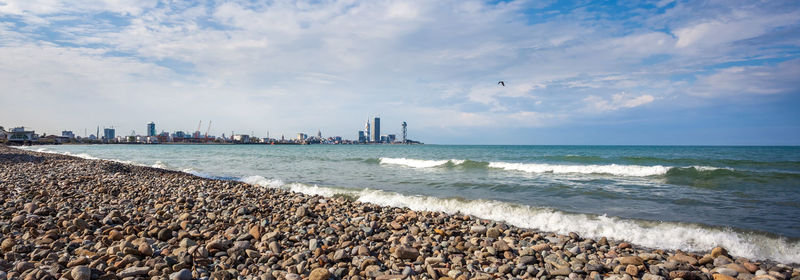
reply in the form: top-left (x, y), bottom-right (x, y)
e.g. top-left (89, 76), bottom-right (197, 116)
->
top-left (497, 81), bottom-right (505, 86)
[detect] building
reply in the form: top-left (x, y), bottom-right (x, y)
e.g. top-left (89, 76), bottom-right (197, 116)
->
top-left (147, 122), bottom-right (156, 137)
top-left (7, 127), bottom-right (37, 142)
top-left (364, 120), bottom-right (370, 142)
top-left (371, 117), bottom-right (380, 142)
top-left (387, 134), bottom-right (396, 143)
top-left (358, 131), bottom-right (366, 143)
top-left (104, 128), bottom-right (115, 141)
top-left (233, 134), bottom-right (250, 143)
top-left (62, 130), bottom-right (75, 139)
top-left (297, 133), bottom-right (307, 141)
top-left (44, 135), bottom-right (70, 143)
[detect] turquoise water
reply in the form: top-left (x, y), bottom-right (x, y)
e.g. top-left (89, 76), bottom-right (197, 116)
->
top-left (23, 145), bottom-right (800, 263)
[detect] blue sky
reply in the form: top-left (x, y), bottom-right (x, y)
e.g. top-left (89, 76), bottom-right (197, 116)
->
top-left (1, 0), bottom-right (799, 145)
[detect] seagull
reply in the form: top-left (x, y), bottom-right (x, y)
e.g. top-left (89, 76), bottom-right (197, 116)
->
top-left (497, 81), bottom-right (505, 86)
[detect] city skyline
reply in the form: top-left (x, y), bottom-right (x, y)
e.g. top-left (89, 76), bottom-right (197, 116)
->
top-left (1, 1), bottom-right (799, 145)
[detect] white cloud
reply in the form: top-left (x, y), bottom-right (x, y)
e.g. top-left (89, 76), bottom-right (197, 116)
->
top-left (690, 59), bottom-right (800, 97)
top-left (583, 93), bottom-right (656, 112)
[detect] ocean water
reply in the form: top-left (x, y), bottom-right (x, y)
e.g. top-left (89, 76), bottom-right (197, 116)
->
top-left (21, 144), bottom-right (800, 263)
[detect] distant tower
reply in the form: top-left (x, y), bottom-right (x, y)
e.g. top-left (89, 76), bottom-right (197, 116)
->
top-left (402, 121), bottom-right (407, 143)
top-left (371, 117), bottom-right (381, 143)
top-left (317, 130), bottom-right (322, 139)
top-left (147, 122), bottom-right (156, 137)
top-left (364, 119), bottom-right (371, 142)
top-left (96, 126), bottom-right (99, 139)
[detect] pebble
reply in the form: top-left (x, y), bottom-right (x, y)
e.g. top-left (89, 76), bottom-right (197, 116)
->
top-left (70, 266), bottom-right (91, 280)
top-left (170, 269), bottom-right (192, 280)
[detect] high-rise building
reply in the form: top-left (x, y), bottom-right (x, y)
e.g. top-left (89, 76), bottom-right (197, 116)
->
top-left (401, 121), bottom-right (407, 143)
top-left (61, 131), bottom-right (75, 139)
top-left (147, 122), bottom-right (156, 137)
top-left (104, 128), bottom-right (115, 141)
top-left (371, 117), bottom-right (380, 142)
top-left (364, 119), bottom-right (370, 142)
top-left (358, 131), bottom-right (366, 143)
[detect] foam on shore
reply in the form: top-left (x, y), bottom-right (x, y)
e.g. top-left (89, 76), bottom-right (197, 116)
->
top-left (241, 175), bottom-right (800, 264)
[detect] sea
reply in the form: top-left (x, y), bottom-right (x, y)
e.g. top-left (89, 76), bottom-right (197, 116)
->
top-left (20, 144), bottom-right (800, 263)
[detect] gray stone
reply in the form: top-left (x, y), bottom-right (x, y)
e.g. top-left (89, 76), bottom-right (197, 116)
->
top-left (71, 266), bottom-right (91, 280)
top-left (118, 266), bottom-right (151, 278)
top-left (170, 269), bottom-right (193, 280)
top-left (393, 245), bottom-right (419, 260)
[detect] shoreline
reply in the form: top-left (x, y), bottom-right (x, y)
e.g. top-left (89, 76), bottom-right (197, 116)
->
top-left (1, 146), bottom-right (798, 280)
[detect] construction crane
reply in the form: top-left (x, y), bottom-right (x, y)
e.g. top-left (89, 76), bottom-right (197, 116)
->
top-left (205, 121), bottom-right (212, 142)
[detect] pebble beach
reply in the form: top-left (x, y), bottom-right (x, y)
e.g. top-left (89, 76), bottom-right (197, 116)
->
top-left (1, 145), bottom-right (798, 280)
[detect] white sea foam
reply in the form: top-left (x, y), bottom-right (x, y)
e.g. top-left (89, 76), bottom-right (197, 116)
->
top-left (240, 175), bottom-right (286, 188)
top-left (238, 177), bottom-right (800, 263)
top-left (488, 162), bottom-right (672, 176)
top-left (379, 157), bottom-right (465, 168)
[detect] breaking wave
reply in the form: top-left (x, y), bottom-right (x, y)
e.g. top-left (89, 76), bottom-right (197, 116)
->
top-left (240, 175), bottom-right (800, 264)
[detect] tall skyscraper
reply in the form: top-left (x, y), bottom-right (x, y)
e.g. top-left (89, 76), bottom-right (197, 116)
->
top-left (147, 122), bottom-right (156, 136)
top-left (364, 119), bottom-right (371, 142)
top-left (103, 128), bottom-right (115, 141)
top-left (371, 117), bottom-right (381, 142)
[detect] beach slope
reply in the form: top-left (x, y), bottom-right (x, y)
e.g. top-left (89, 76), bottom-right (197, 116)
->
top-left (0, 146), bottom-right (797, 280)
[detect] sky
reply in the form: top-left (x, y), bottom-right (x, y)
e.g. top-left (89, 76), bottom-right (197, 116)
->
top-left (1, 0), bottom-right (799, 145)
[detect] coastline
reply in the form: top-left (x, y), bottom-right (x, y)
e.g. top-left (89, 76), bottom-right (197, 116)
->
top-left (1, 145), bottom-right (798, 280)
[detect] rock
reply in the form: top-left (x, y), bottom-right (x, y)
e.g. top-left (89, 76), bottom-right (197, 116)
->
top-left (333, 249), bottom-right (348, 261)
top-left (138, 243), bottom-right (153, 256)
top-left (296, 206), bottom-right (307, 218)
top-left (518, 256), bottom-right (536, 266)
top-left (393, 245), bottom-right (419, 260)
top-left (493, 240), bottom-right (510, 251)
top-left (532, 244), bottom-right (551, 252)
top-left (498, 264), bottom-right (512, 274)
top-left (210, 270), bottom-right (232, 280)
top-left (626, 265), bottom-right (640, 276)
top-left (670, 253), bottom-right (699, 265)
top-left (699, 255), bottom-right (714, 265)
top-left (158, 228), bottom-right (173, 241)
top-left (743, 262), bottom-right (759, 273)
top-left (108, 230), bottom-right (123, 241)
top-left (117, 266), bottom-right (151, 278)
top-left (618, 242), bottom-right (632, 249)
top-left (548, 267), bottom-right (572, 276)
top-left (670, 270), bottom-right (701, 280)
top-left (425, 257), bottom-right (443, 265)
top-left (715, 268), bottom-right (738, 277)
top-left (711, 247), bottom-right (728, 258)
top-left (486, 227), bottom-right (501, 238)
top-left (309, 268), bottom-right (331, 280)
top-left (23, 202), bottom-right (37, 213)
top-left (14, 262), bottom-right (34, 273)
top-left (71, 266), bottom-right (91, 280)
top-left (471, 225), bottom-right (487, 234)
top-left (713, 274), bottom-right (736, 280)
top-left (642, 273), bottom-right (666, 280)
top-left (619, 256), bottom-right (644, 266)
top-left (268, 241), bottom-right (280, 253)
top-left (1, 239), bottom-right (14, 252)
top-left (67, 256), bottom-right (90, 267)
top-left (170, 269), bottom-right (192, 280)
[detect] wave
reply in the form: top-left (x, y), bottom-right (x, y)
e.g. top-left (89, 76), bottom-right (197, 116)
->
top-left (378, 157), bottom-right (705, 177)
top-left (379, 157), bottom-right (465, 168)
top-left (240, 176), bottom-right (800, 264)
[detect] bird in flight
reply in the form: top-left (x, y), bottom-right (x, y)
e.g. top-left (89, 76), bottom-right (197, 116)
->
top-left (497, 81), bottom-right (505, 86)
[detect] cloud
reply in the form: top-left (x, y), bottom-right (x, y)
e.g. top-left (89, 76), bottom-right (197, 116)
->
top-left (690, 59), bottom-right (800, 97)
top-left (583, 93), bottom-right (656, 112)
